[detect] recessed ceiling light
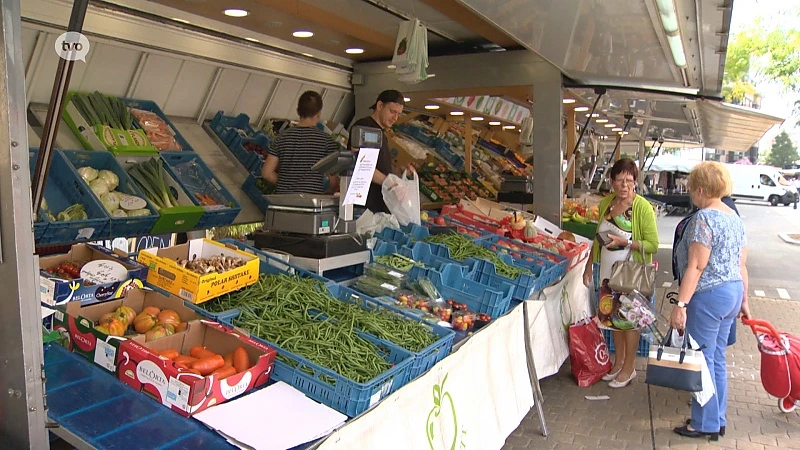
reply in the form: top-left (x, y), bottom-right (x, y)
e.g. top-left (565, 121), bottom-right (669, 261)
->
top-left (387, 64), bottom-right (396, 69)
top-left (612, 127), bottom-right (622, 131)
top-left (596, 119), bottom-right (608, 123)
top-left (224, 9), bottom-right (249, 17)
top-left (301, 53), bottom-right (314, 57)
top-left (604, 123), bottom-right (616, 128)
top-left (424, 105), bottom-right (440, 110)
top-left (450, 111), bottom-right (464, 116)
top-left (292, 30), bottom-right (314, 38)
top-left (503, 125), bottom-right (516, 130)
top-left (345, 48), bottom-right (364, 54)
top-left (563, 98), bottom-right (576, 104)
top-left (471, 117), bottom-right (484, 121)
top-left (574, 106), bottom-right (589, 112)
top-left (620, 131), bottom-right (629, 135)
top-left (403, 97), bottom-right (411, 102)
top-left (172, 18), bottom-right (190, 24)
top-left (489, 121), bottom-right (501, 125)
top-left (245, 37), bottom-right (259, 42)
top-left (590, 113), bottom-right (600, 117)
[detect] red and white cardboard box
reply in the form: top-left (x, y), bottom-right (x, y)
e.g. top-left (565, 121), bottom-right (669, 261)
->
top-left (116, 320), bottom-right (277, 417)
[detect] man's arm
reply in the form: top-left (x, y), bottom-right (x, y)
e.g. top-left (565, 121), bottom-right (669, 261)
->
top-left (372, 169), bottom-right (387, 186)
top-left (262, 155), bottom-right (279, 185)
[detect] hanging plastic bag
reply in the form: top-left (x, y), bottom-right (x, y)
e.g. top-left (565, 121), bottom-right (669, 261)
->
top-left (355, 209), bottom-right (399, 236)
top-left (568, 315), bottom-right (612, 387)
top-left (382, 170), bottom-right (421, 227)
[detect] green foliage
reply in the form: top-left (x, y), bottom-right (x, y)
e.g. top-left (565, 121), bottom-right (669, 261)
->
top-left (765, 131), bottom-right (799, 168)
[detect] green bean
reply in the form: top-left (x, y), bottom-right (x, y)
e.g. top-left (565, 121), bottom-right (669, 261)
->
top-left (425, 233), bottom-right (531, 280)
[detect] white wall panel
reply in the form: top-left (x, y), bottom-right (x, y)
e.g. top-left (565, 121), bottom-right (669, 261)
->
top-left (232, 74), bottom-right (277, 120)
top-left (163, 60), bottom-right (216, 118)
top-left (132, 54), bottom-right (182, 105)
top-left (205, 69), bottom-right (249, 120)
top-left (321, 90), bottom-right (344, 122)
top-left (78, 43), bottom-right (141, 97)
top-left (29, 34), bottom-right (78, 103)
top-left (334, 93), bottom-right (355, 126)
top-left (265, 80), bottom-right (303, 120)
top-left (21, 27), bottom-right (39, 70)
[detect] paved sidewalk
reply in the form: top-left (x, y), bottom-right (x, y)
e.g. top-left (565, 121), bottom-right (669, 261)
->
top-left (503, 295), bottom-right (800, 450)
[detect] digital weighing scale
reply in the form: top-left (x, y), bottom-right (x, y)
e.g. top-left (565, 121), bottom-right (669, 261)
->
top-left (251, 125), bottom-right (383, 275)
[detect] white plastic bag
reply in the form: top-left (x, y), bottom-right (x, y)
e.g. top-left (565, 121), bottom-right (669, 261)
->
top-left (381, 170), bottom-right (421, 227)
top-left (355, 209), bottom-right (400, 236)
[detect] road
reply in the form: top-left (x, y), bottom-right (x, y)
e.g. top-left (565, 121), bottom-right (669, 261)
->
top-left (654, 200), bottom-right (800, 301)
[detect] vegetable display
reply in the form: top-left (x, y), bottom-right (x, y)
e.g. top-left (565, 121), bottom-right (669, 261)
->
top-left (77, 165), bottom-right (150, 218)
top-left (156, 345), bottom-right (252, 378)
top-left (129, 108), bottom-right (181, 151)
top-left (44, 261), bottom-right (87, 280)
top-left (127, 157), bottom-right (180, 209)
top-left (95, 304), bottom-right (188, 340)
top-left (254, 177), bottom-right (276, 195)
top-left (177, 255), bottom-right (246, 275)
top-left (363, 263), bottom-right (405, 283)
top-left (375, 254), bottom-right (423, 273)
top-left (354, 275), bottom-right (400, 298)
top-left (424, 233), bottom-right (531, 280)
top-left (71, 91), bottom-right (133, 131)
top-left (51, 204), bottom-right (88, 222)
top-left (242, 141), bottom-right (269, 158)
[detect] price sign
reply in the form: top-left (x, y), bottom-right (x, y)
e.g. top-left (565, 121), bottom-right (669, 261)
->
top-left (80, 260), bottom-right (128, 285)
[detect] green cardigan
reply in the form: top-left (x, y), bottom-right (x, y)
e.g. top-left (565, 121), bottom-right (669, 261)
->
top-left (590, 194), bottom-right (659, 264)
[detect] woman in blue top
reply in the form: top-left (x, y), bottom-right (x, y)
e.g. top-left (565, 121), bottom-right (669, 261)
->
top-left (670, 162), bottom-right (752, 441)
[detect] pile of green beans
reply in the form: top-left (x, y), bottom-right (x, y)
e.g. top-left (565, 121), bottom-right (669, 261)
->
top-left (425, 233), bottom-right (531, 280)
top-left (375, 253), bottom-right (423, 273)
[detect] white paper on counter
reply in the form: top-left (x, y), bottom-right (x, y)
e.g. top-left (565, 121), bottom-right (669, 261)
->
top-left (343, 147), bottom-right (380, 206)
top-left (194, 381), bottom-right (347, 450)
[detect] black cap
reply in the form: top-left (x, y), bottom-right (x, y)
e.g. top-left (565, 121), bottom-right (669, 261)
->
top-left (370, 89), bottom-right (405, 110)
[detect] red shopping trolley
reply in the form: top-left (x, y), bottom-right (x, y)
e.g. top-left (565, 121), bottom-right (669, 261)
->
top-left (742, 317), bottom-right (800, 413)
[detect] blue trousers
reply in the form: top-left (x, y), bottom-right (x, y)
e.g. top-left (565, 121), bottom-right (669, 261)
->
top-left (686, 281), bottom-right (743, 433)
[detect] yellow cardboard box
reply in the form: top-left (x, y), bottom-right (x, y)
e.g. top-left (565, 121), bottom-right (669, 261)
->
top-left (137, 239), bottom-right (260, 304)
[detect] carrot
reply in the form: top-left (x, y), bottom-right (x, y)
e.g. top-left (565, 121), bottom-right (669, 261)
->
top-left (173, 355), bottom-right (198, 365)
top-left (211, 365), bottom-right (237, 379)
top-left (190, 346), bottom-right (217, 359)
top-left (223, 352), bottom-right (234, 367)
top-left (233, 346), bottom-right (250, 373)
top-left (190, 355), bottom-right (225, 375)
top-left (158, 349), bottom-right (180, 360)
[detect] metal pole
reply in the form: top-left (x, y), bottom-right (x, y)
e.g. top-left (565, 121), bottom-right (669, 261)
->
top-left (31, 0), bottom-right (89, 215)
top-left (522, 301), bottom-right (548, 437)
top-left (0, 0), bottom-right (48, 446)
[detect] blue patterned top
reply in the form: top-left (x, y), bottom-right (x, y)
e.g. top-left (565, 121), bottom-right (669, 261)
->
top-left (676, 209), bottom-right (746, 292)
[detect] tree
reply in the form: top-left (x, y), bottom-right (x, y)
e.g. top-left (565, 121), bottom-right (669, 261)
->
top-left (765, 131), bottom-right (799, 168)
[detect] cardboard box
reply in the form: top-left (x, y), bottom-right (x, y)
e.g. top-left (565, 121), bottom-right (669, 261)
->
top-left (116, 320), bottom-right (277, 416)
top-left (137, 239), bottom-right (260, 304)
top-left (40, 243), bottom-right (147, 313)
top-left (52, 288), bottom-right (199, 373)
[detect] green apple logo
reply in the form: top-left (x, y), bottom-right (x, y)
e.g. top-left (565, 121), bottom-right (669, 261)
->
top-left (426, 373), bottom-right (458, 450)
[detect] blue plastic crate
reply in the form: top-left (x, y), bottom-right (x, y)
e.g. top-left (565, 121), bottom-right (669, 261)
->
top-left (209, 111), bottom-right (256, 138)
top-left (398, 241), bottom-right (473, 278)
top-left (160, 152), bottom-right (241, 229)
top-left (61, 150), bottom-right (159, 238)
top-left (30, 149), bottom-right (109, 244)
top-left (28, 152), bottom-right (49, 241)
top-left (374, 227), bottom-right (412, 247)
top-left (474, 235), bottom-right (568, 288)
top-left (601, 328), bottom-right (651, 358)
top-left (122, 98), bottom-right (194, 152)
top-left (241, 173), bottom-right (271, 213)
top-left (426, 264), bottom-right (514, 318)
top-left (432, 138), bottom-right (465, 170)
top-left (468, 254), bottom-right (547, 301)
top-left (234, 133), bottom-right (270, 174)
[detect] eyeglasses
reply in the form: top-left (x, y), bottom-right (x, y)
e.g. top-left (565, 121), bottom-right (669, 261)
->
top-left (614, 178), bottom-right (635, 185)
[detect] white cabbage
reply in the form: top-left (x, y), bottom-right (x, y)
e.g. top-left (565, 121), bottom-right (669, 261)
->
top-left (98, 170), bottom-right (119, 191)
top-left (89, 178), bottom-right (109, 197)
top-left (100, 191), bottom-right (121, 213)
top-left (77, 166), bottom-right (98, 183)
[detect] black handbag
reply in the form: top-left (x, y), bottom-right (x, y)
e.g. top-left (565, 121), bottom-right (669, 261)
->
top-left (645, 328), bottom-right (703, 392)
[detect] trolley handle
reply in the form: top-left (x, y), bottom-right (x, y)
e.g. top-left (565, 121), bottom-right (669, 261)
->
top-left (741, 317), bottom-right (782, 341)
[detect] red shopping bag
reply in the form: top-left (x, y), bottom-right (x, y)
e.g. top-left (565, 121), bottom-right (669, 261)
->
top-left (569, 317), bottom-right (612, 387)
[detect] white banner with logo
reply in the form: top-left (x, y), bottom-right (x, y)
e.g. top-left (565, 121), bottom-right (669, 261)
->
top-left (526, 266), bottom-right (592, 379)
top-left (317, 305), bottom-right (533, 450)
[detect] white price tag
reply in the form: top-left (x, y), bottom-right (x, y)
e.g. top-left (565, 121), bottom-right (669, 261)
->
top-left (388, 271), bottom-right (403, 279)
top-left (119, 195), bottom-right (147, 211)
top-left (75, 228), bottom-right (95, 240)
top-left (380, 283), bottom-right (397, 292)
top-left (93, 339), bottom-right (117, 372)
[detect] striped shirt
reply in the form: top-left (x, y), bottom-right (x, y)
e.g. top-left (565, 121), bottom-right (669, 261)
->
top-left (268, 126), bottom-right (339, 194)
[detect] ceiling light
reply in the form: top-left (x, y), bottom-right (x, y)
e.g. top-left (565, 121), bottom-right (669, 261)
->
top-left (450, 111), bottom-right (464, 116)
top-left (345, 48), bottom-right (364, 54)
top-left (574, 106), bottom-right (589, 112)
top-left (563, 98), bottom-right (576, 104)
top-left (489, 121), bottom-right (501, 125)
top-left (503, 125), bottom-right (515, 130)
top-left (620, 131), bottom-right (629, 135)
top-left (301, 53), bottom-right (314, 57)
top-left (292, 30), bottom-right (314, 38)
top-left (223, 9), bottom-right (249, 17)
top-left (656, 0), bottom-right (680, 34)
top-left (612, 127), bottom-right (623, 131)
top-left (424, 105), bottom-right (440, 110)
top-left (604, 123), bottom-right (616, 128)
top-left (245, 37), bottom-right (259, 42)
top-left (172, 18), bottom-right (190, 24)
top-left (471, 117), bottom-right (484, 121)
top-left (666, 34), bottom-right (687, 67)
top-left (387, 64), bottom-right (396, 69)
top-left (596, 119), bottom-right (608, 123)
top-left (586, 113), bottom-right (600, 118)
top-left (403, 97), bottom-right (411, 102)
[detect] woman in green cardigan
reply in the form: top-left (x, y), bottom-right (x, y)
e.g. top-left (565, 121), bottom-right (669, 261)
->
top-left (582, 158), bottom-right (659, 388)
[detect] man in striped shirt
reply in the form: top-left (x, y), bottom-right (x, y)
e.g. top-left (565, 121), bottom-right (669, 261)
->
top-left (262, 91), bottom-right (340, 194)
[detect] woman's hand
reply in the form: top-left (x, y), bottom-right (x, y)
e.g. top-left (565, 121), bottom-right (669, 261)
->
top-left (669, 306), bottom-right (687, 330)
top-left (583, 265), bottom-right (593, 288)
top-left (606, 233), bottom-right (629, 248)
top-left (740, 298), bottom-right (752, 320)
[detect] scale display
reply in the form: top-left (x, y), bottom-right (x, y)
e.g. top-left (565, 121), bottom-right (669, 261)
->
top-left (351, 125), bottom-right (382, 148)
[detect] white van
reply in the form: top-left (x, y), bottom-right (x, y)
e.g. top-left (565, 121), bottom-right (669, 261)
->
top-left (725, 164), bottom-right (798, 206)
